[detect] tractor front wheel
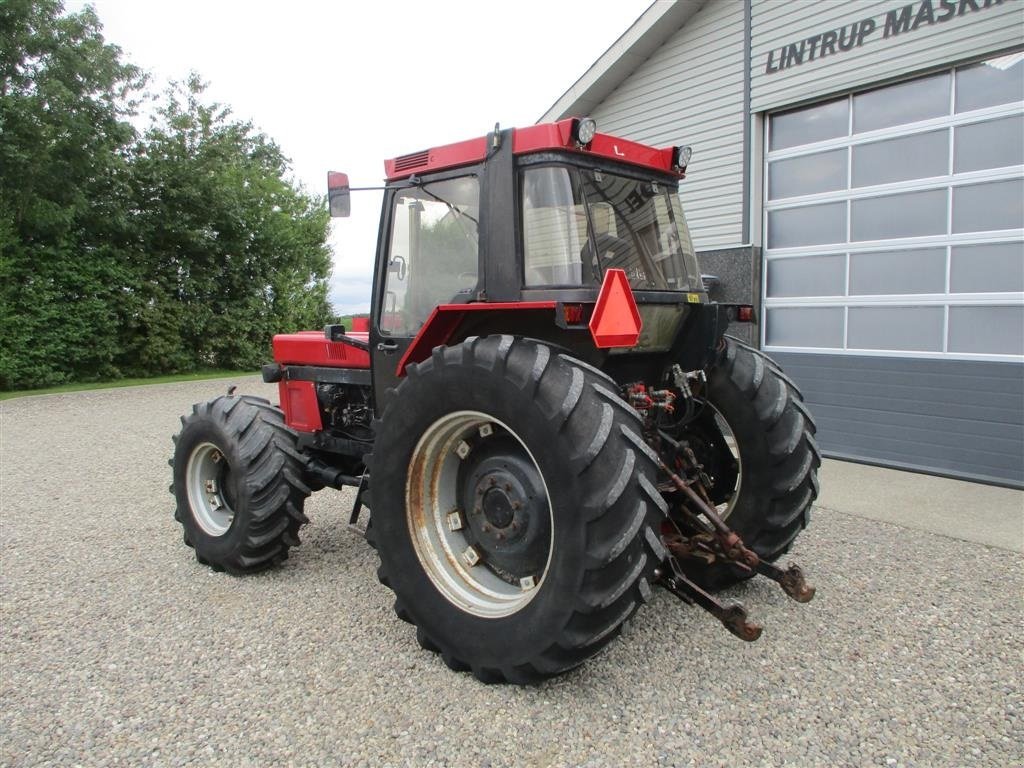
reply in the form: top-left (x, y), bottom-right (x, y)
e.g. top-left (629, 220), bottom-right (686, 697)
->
top-left (170, 395), bottom-right (311, 574)
top-left (367, 336), bottom-right (666, 684)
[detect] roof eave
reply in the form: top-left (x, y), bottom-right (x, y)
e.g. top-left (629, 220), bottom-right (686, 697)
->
top-left (539, 1), bottom-right (706, 123)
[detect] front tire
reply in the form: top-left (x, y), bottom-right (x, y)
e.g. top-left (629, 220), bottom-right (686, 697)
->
top-left (367, 336), bottom-right (667, 684)
top-left (171, 395), bottom-right (311, 574)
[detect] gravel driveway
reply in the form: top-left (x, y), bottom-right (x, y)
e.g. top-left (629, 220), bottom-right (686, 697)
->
top-left (1, 377), bottom-right (1021, 767)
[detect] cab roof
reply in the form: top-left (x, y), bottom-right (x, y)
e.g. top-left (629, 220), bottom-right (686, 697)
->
top-left (383, 119), bottom-right (682, 182)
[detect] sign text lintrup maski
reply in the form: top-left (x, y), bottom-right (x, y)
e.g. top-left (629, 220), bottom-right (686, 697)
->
top-left (764, 0), bottom-right (1006, 75)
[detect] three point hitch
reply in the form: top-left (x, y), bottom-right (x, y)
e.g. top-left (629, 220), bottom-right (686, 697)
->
top-left (655, 460), bottom-right (815, 641)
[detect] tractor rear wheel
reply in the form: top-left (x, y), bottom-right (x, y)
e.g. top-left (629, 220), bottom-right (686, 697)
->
top-left (170, 395), bottom-right (311, 574)
top-left (681, 336), bottom-right (820, 591)
top-left (366, 336), bottom-right (666, 684)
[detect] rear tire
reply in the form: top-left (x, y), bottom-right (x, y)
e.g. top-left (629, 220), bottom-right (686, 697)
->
top-left (682, 336), bottom-right (820, 591)
top-left (170, 395), bottom-right (311, 574)
top-left (367, 336), bottom-right (666, 684)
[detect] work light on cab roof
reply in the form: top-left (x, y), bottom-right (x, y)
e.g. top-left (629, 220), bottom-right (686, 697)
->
top-left (170, 117), bottom-right (818, 686)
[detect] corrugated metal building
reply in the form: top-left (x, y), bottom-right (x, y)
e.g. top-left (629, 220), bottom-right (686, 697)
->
top-left (543, 0), bottom-right (1024, 487)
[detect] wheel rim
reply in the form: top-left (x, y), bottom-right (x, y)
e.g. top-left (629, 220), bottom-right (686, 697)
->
top-left (406, 411), bottom-right (553, 619)
top-left (709, 404), bottom-right (742, 520)
top-left (185, 442), bottom-right (235, 536)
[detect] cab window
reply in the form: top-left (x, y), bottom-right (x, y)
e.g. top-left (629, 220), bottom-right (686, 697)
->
top-left (381, 176), bottom-right (480, 336)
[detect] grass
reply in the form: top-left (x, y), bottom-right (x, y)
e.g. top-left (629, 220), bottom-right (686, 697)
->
top-left (0, 369), bottom-right (258, 401)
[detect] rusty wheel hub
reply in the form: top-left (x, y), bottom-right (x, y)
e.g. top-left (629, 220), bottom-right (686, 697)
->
top-left (405, 411), bottom-right (554, 618)
top-left (460, 439), bottom-right (550, 584)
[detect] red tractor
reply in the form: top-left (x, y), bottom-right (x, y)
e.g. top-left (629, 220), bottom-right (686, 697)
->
top-left (171, 118), bottom-right (818, 684)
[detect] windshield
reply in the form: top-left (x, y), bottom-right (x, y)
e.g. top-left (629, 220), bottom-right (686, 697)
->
top-left (521, 166), bottom-right (701, 291)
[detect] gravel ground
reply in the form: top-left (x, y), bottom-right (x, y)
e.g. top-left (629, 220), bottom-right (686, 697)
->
top-left (1, 377), bottom-right (1021, 768)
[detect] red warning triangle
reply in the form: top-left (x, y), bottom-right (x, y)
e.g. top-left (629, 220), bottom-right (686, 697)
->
top-left (589, 268), bottom-right (642, 349)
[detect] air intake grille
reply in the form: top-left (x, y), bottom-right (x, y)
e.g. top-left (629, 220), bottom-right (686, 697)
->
top-left (393, 150), bottom-right (430, 172)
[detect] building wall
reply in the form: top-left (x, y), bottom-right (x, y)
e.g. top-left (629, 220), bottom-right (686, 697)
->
top-left (590, 0), bottom-right (746, 251)
top-left (750, 0), bottom-right (1024, 112)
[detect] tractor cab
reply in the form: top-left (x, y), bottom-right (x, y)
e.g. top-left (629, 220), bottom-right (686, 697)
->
top-left (330, 119), bottom-right (720, 400)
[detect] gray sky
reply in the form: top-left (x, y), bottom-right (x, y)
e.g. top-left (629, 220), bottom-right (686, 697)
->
top-left (71, 0), bottom-right (653, 314)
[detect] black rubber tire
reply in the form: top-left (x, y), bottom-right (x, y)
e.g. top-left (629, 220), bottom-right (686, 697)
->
top-left (366, 335), bottom-right (667, 685)
top-left (170, 395), bottom-right (311, 574)
top-left (683, 336), bottom-right (820, 591)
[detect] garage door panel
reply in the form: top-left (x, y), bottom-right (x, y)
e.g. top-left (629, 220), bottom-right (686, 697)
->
top-left (813, 415), bottom-right (1023, 468)
top-left (775, 357), bottom-right (1024, 406)
top-left (783, 390), bottom-right (1022, 429)
top-left (814, 425), bottom-right (1024, 483)
top-left (810, 403), bottom-right (1024, 447)
top-left (951, 179), bottom-right (1024, 234)
top-left (949, 243), bottom-right (1024, 293)
top-left (772, 351), bottom-right (1024, 486)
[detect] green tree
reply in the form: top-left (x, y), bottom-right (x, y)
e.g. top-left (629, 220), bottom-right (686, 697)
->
top-left (0, 0), bottom-right (143, 388)
top-left (0, 3), bottom-right (333, 389)
top-left (124, 75), bottom-right (332, 374)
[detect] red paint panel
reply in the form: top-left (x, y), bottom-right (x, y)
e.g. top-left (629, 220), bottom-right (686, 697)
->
top-left (351, 316), bottom-right (370, 332)
top-left (510, 120), bottom-right (577, 154)
top-left (381, 121), bottom-right (682, 182)
top-left (384, 137), bottom-right (488, 180)
top-left (586, 134), bottom-right (678, 174)
top-left (396, 302), bottom-right (557, 376)
top-left (512, 121), bottom-right (678, 175)
top-left (589, 269), bottom-right (642, 349)
top-left (278, 380), bottom-right (323, 433)
top-left (272, 332), bottom-right (370, 368)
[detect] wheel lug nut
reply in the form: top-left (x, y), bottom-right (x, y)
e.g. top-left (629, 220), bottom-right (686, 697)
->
top-left (504, 483), bottom-right (512, 491)
top-left (462, 546), bottom-right (481, 567)
top-left (511, 501), bottom-right (521, 510)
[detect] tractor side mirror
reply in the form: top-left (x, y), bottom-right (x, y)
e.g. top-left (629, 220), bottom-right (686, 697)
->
top-left (327, 171), bottom-right (351, 218)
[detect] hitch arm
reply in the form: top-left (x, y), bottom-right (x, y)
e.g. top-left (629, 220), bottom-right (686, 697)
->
top-left (655, 561), bottom-right (762, 642)
top-left (658, 460), bottom-right (816, 604)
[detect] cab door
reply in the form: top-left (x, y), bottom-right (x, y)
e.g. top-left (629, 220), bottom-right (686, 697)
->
top-left (370, 173), bottom-right (482, 407)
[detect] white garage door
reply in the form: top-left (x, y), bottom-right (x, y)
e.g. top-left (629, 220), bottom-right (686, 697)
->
top-left (761, 53), bottom-right (1024, 485)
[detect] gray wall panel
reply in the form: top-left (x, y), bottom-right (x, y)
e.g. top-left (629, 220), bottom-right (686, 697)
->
top-left (589, 0), bottom-right (746, 250)
top-left (751, 0), bottom-right (1024, 112)
top-left (771, 351), bottom-right (1024, 486)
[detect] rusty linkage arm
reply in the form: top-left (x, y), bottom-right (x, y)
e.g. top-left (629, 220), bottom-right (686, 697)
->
top-left (659, 459), bottom-right (815, 603)
top-left (652, 458), bottom-right (815, 641)
top-left (654, 553), bottom-right (762, 641)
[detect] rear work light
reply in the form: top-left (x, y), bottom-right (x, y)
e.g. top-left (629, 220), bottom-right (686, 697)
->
top-left (573, 117), bottom-right (597, 147)
top-left (673, 145), bottom-right (693, 172)
top-left (736, 305), bottom-right (755, 323)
